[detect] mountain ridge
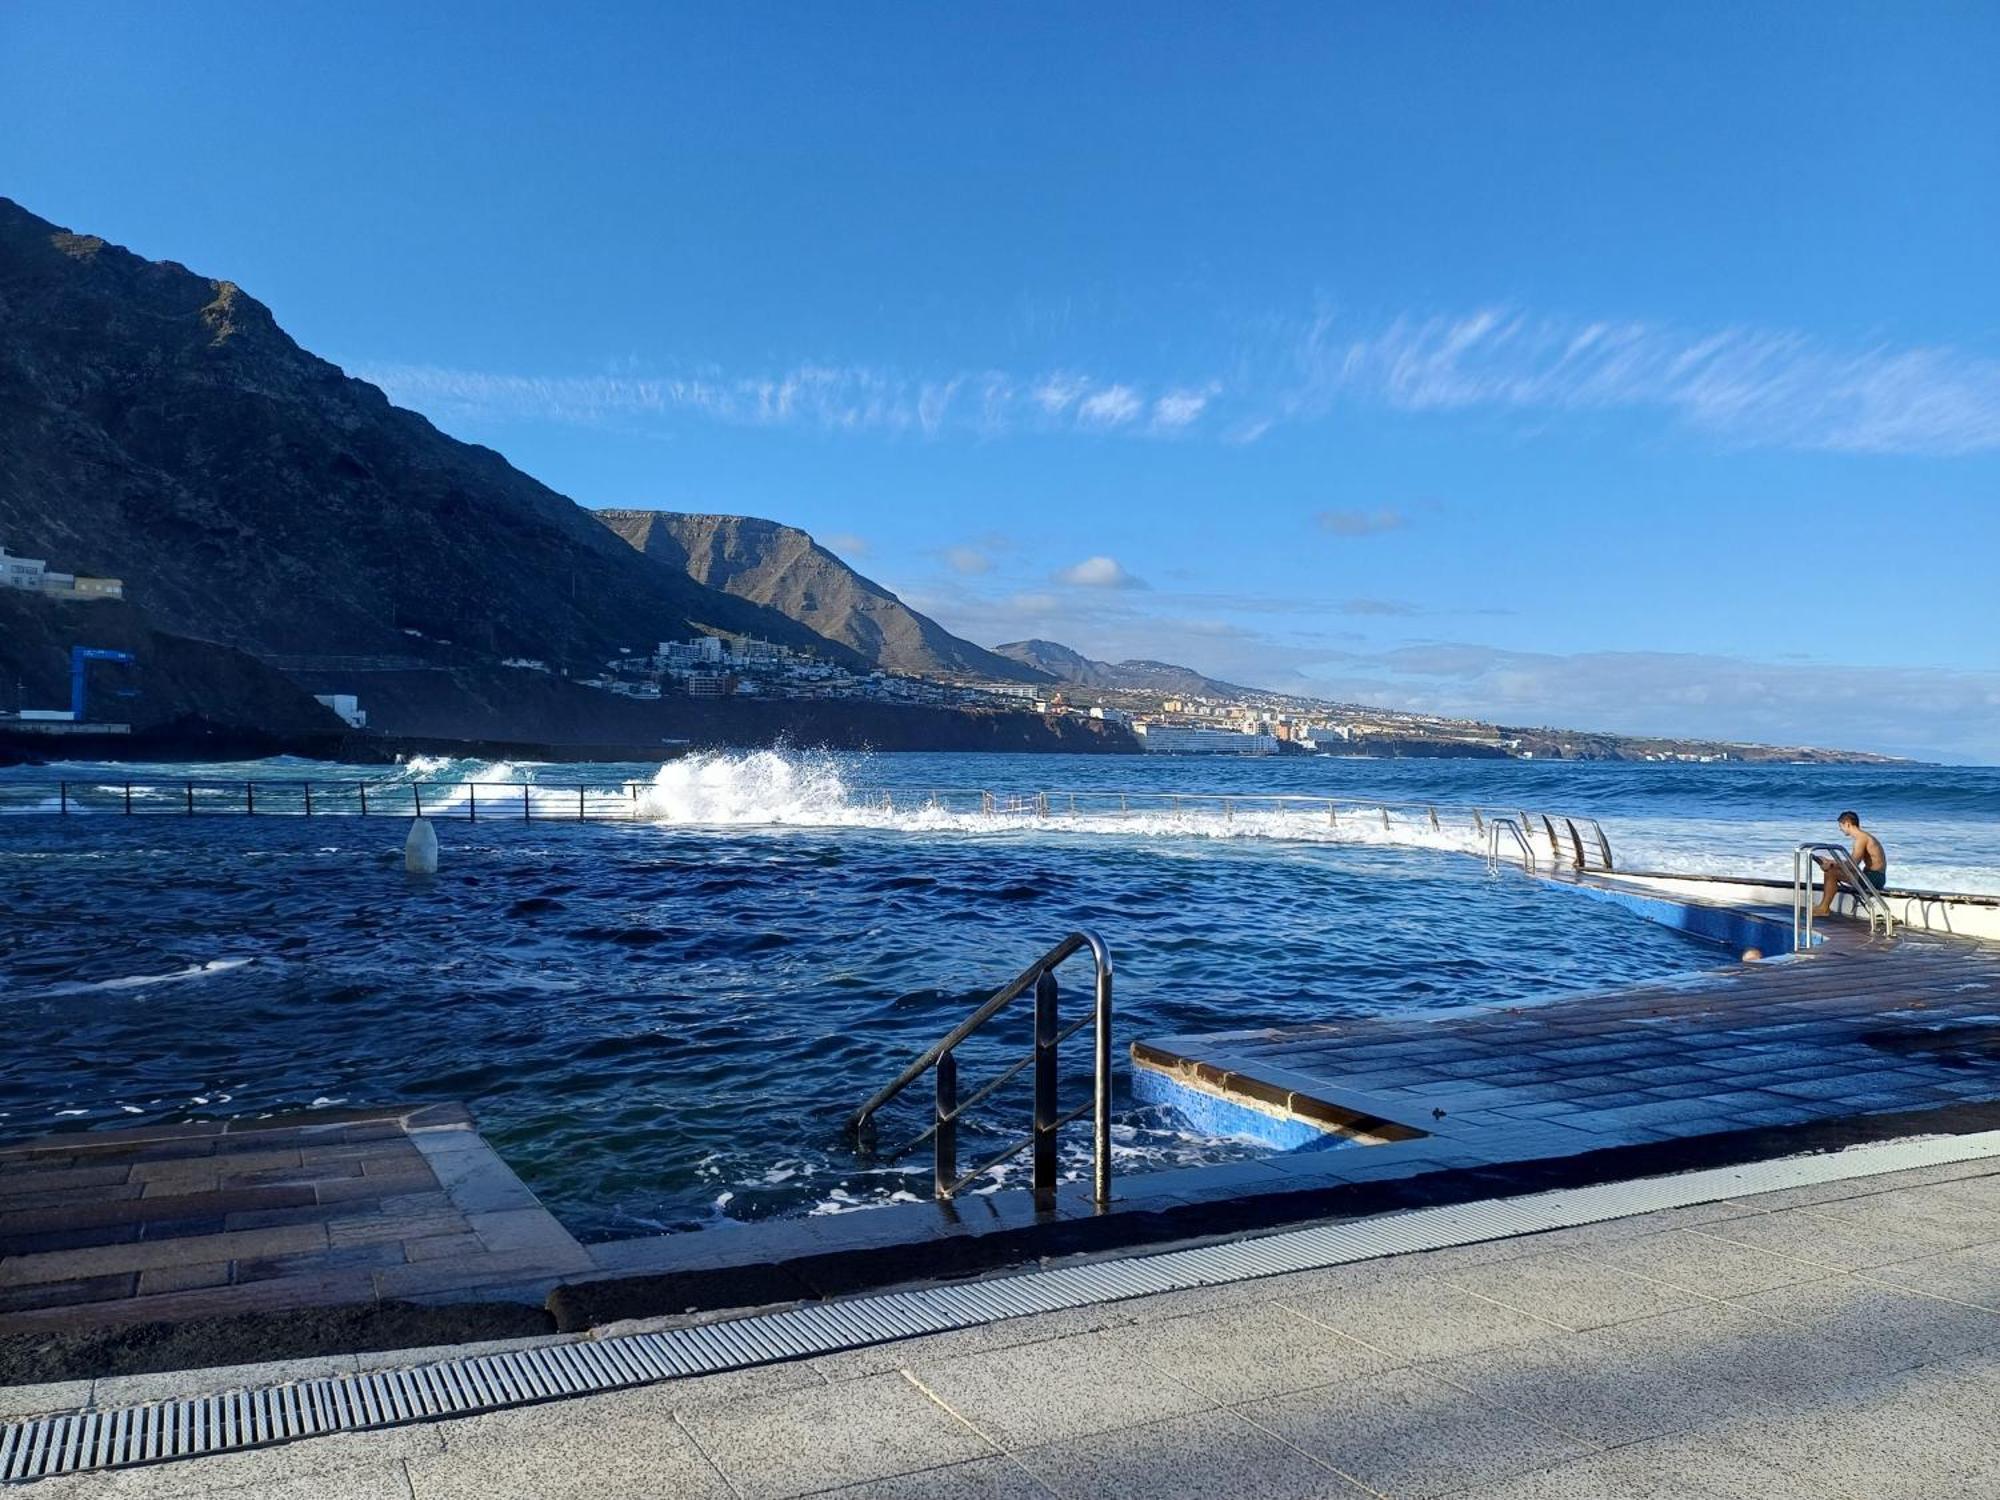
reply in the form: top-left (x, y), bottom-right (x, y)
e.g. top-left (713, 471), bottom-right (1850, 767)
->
top-left (597, 510), bottom-right (1052, 684)
top-left (993, 639), bottom-right (1258, 698)
top-left (0, 197), bottom-right (861, 680)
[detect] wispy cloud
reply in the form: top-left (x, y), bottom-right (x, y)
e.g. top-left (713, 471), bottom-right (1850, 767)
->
top-left (1055, 555), bottom-right (1146, 589)
top-left (1286, 309), bottom-right (2000, 455)
top-left (1075, 384), bottom-right (1144, 428)
top-left (1317, 507), bottom-right (1408, 537)
top-left (823, 531), bottom-right (869, 557)
top-left (354, 304), bottom-right (2000, 456)
top-left (943, 545), bottom-right (991, 575)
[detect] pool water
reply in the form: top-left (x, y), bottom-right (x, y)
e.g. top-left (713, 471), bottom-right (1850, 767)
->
top-left (0, 755), bottom-right (1738, 1236)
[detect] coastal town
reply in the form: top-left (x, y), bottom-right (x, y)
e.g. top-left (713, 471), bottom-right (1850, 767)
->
top-left (0, 533), bottom-right (1886, 763)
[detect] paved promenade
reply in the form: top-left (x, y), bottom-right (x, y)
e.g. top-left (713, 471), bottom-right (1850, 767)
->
top-left (9, 1150), bottom-right (1999, 1498)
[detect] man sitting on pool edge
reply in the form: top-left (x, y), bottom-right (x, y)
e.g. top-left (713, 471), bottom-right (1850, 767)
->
top-left (1814, 810), bottom-right (1889, 917)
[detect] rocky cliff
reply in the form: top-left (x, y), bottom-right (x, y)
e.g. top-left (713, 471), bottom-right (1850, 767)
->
top-left (0, 199), bottom-right (858, 677)
top-left (598, 511), bottom-right (1050, 683)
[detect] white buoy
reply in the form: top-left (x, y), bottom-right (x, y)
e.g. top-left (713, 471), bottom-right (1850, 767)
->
top-left (405, 817), bottom-right (439, 875)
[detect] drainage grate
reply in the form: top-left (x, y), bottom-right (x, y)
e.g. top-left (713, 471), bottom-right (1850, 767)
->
top-left (6, 1128), bottom-right (1998, 1485)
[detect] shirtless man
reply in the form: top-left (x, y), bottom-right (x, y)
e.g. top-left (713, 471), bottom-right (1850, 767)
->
top-left (1813, 810), bottom-right (1888, 917)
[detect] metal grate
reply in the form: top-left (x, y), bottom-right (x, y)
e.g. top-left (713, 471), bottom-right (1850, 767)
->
top-left (6, 1127), bottom-right (1998, 1485)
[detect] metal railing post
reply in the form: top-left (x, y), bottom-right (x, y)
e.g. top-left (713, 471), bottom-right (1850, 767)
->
top-left (246, 782), bottom-right (255, 816)
top-left (303, 782), bottom-right (314, 816)
top-left (185, 781), bottom-right (194, 816)
top-left (358, 783), bottom-right (368, 816)
top-left (413, 786), bottom-right (424, 818)
top-left (1032, 968), bottom-right (1059, 1211)
top-left (1093, 949), bottom-right (1114, 1208)
top-left (578, 786), bottom-right (586, 822)
top-left (934, 1050), bottom-right (958, 1198)
top-left (468, 784), bottom-right (477, 822)
top-left (523, 784), bottom-right (532, 822)
top-left (123, 782), bottom-right (132, 815)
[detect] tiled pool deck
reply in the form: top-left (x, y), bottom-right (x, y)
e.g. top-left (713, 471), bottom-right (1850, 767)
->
top-left (5, 917), bottom-right (2000, 1361)
top-left (1131, 922), bottom-right (2000, 1168)
top-left (8, 1150), bottom-right (2000, 1497)
top-left (0, 1106), bottom-right (588, 1343)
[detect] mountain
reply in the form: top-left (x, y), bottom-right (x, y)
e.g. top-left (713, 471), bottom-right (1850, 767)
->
top-left (993, 639), bottom-right (1257, 698)
top-left (598, 510), bottom-right (1051, 684)
top-left (0, 198), bottom-right (859, 679)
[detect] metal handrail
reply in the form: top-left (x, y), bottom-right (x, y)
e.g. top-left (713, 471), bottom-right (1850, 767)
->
top-left (849, 930), bottom-right (1114, 1209)
top-left (0, 778), bottom-right (650, 820)
top-left (1793, 842), bottom-right (1899, 948)
top-left (1486, 818), bottom-right (1538, 875)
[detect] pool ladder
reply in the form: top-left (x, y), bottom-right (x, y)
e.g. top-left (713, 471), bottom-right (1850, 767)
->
top-left (849, 931), bottom-right (1114, 1211)
top-left (1793, 843), bottom-right (1900, 949)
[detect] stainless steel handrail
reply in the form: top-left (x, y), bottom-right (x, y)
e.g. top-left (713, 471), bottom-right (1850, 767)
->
top-left (849, 930), bottom-right (1113, 1209)
top-left (0, 779), bottom-right (649, 820)
top-left (1793, 842), bottom-right (1898, 948)
top-left (1486, 817), bottom-right (1537, 874)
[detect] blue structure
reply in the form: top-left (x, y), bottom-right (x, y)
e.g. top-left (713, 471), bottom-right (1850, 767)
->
top-left (69, 646), bottom-right (135, 720)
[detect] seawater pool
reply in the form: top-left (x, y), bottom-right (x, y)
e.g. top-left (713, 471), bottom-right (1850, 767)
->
top-left (2, 750), bottom-right (1992, 1237)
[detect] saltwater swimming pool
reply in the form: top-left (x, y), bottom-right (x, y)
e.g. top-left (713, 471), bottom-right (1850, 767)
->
top-left (3, 750), bottom-right (1991, 1236)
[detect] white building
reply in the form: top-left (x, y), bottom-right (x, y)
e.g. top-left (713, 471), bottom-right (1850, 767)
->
top-left (314, 693), bottom-right (367, 729)
top-left (1138, 725), bottom-right (1279, 755)
top-left (1, 547), bottom-right (48, 589)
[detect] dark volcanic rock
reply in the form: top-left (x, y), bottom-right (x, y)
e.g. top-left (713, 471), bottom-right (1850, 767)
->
top-left (0, 198), bottom-right (859, 673)
top-left (599, 510), bottom-right (1051, 683)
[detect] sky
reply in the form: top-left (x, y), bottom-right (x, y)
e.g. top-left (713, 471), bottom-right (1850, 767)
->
top-left (4, 3), bottom-right (1997, 761)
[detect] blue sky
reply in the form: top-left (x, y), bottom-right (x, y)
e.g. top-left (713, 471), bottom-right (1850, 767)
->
top-left (5, 2), bottom-right (1997, 760)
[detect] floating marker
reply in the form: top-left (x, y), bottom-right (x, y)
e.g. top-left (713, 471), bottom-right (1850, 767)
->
top-left (404, 817), bottom-right (439, 875)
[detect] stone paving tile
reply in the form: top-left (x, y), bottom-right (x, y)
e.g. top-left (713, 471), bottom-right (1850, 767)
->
top-left (911, 1330), bottom-right (1214, 1452)
top-left (1460, 1427), bottom-right (1872, 1500)
top-left (811, 1455), bottom-right (1056, 1498)
top-left (1686, 1206), bottom-right (1946, 1271)
top-left (1699, 1369), bottom-right (2000, 1500)
top-left (23, 1427), bottom-right (443, 1498)
top-left (1240, 1363), bottom-right (1597, 1498)
top-left (1437, 1248), bottom-right (1700, 1330)
top-left (1019, 1408), bottom-right (1366, 1499)
top-left (809, 1304), bottom-right (1138, 1382)
top-left (0, 1376), bottom-right (91, 1419)
top-left (1278, 1275), bottom-right (1568, 1363)
top-left (1728, 1275), bottom-right (2000, 1369)
top-left (1860, 1239), bottom-right (2000, 1309)
top-left (1422, 1331), bottom-right (1742, 1448)
top-left (37, 1461), bottom-right (418, 1500)
top-left (1106, 1301), bottom-right (1404, 1403)
top-left (408, 1387), bottom-right (731, 1499)
top-left (1575, 1300), bottom-right (1898, 1409)
top-left (1796, 1182), bottom-right (2000, 1252)
top-left (678, 1371), bottom-right (994, 1500)
top-left (0, 1223), bottom-right (330, 1286)
top-left (1575, 1226), bottom-right (1836, 1299)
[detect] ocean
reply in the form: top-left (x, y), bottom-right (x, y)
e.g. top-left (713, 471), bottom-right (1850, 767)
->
top-left (1, 750), bottom-right (1993, 1238)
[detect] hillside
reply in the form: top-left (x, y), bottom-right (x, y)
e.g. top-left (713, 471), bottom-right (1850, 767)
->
top-left (994, 639), bottom-right (1256, 698)
top-left (598, 511), bottom-right (1051, 684)
top-left (0, 199), bottom-right (858, 679)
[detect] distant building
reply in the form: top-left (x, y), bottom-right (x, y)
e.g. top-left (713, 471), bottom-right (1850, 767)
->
top-left (0, 547), bottom-right (47, 589)
top-left (0, 545), bottom-right (123, 600)
top-left (1138, 725), bottom-right (1279, 755)
top-left (313, 693), bottom-right (367, 729)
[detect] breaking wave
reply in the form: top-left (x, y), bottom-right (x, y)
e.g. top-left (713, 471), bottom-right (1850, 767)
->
top-left (626, 748), bottom-right (1493, 857)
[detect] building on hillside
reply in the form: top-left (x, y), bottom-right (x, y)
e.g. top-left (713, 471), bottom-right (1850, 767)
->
top-left (1, 547), bottom-right (48, 589)
top-left (1137, 724), bottom-right (1279, 755)
top-left (313, 694), bottom-right (367, 729)
top-left (0, 546), bottom-right (124, 600)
